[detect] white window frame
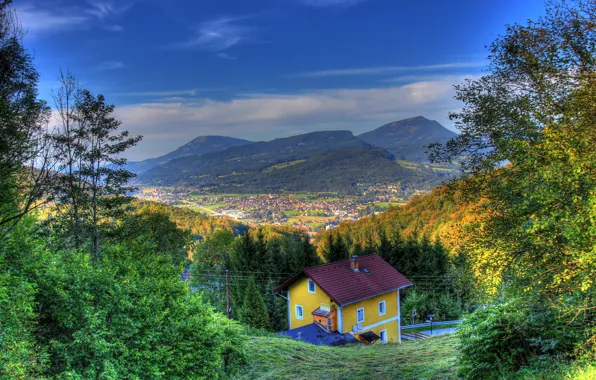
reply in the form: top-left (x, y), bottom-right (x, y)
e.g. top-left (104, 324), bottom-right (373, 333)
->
top-left (356, 307), bottom-right (365, 323)
top-left (295, 305), bottom-right (304, 320)
top-left (307, 279), bottom-right (316, 294)
top-left (380, 329), bottom-right (387, 343)
top-left (378, 300), bottom-right (386, 316)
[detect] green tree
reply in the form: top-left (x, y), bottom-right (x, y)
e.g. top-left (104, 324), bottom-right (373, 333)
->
top-left (0, 218), bottom-right (48, 377)
top-left (429, 0), bottom-right (596, 363)
top-left (264, 278), bottom-right (288, 332)
top-left (239, 276), bottom-right (271, 330)
top-left (0, 0), bottom-right (52, 233)
top-left (52, 74), bottom-right (142, 257)
top-left (113, 204), bottom-right (192, 266)
top-left (192, 229), bottom-right (236, 312)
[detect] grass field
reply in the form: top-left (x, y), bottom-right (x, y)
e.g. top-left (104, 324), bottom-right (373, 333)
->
top-left (236, 334), bottom-right (459, 380)
top-left (376, 201), bottom-right (407, 209)
top-left (263, 160), bottom-right (307, 173)
top-left (287, 216), bottom-right (333, 224)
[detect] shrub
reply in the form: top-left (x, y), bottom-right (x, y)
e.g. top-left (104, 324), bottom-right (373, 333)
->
top-left (33, 239), bottom-right (246, 378)
top-left (457, 301), bottom-right (579, 379)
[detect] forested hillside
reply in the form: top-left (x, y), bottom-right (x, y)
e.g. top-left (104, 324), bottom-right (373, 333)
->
top-left (129, 200), bottom-right (248, 239)
top-left (138, 131), bottom-right (449, 194)
top-left (127, 135), bottom-right (252, 174)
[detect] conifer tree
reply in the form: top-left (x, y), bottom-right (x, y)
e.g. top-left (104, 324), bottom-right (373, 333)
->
top-left (378, 229), bottom-right (392, 262)
top-left (264, 278), bottom-right (287, 332)
top-left (240, 276), bottom-right (271, 330)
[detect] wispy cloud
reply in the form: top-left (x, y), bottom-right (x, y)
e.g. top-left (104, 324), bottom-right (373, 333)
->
top-left (105, 24), bottom-right (125, 32)
top-left (294, 62), bottom-right (485, 78)
top-left (298, 0), bottom-right (368, 7)
top-left (96, 61), bottom-right (125, 71)
top-left (115, 74), bottom-right (478, 160)
top-left (16, 4), bottom-right (89, 33)
top-left (177, 16), bottom-right (255, 52)
top-left (115, 89), bottom-right (199, 97)
top-left (217, 52), bottom-right (238, 60)
top-left (15, 1), bottom-right (136, 35)
top-left (86, 1), bottom-right (135, 19)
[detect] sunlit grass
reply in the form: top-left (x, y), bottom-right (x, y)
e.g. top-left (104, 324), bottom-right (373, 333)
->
top-left (236, 334), bottom-right (459, 380)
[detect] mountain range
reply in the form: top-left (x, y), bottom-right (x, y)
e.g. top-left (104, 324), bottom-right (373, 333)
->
top-left (127, 135), bottom-right (252, 173)
top-left (132, 116), bottom-right (458, 194)
top-left (357, 116), bottom-right (458, 161)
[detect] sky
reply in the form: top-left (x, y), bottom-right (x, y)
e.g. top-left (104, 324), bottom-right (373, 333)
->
top-left (18, 0), bottom-right (546, 161)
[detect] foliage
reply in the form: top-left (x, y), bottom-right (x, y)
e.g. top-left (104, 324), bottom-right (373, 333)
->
top-left (0, 218), bottom-right (47, 378)
top-left (239, 277), bottom-right (272, 330)
top-left (37, 242), bottom-right (239, 378)
top-left (50, 70), bottom-right (142, 257)
top-left (0, 4), bottom-right (246, 375)
top-left (430, 0), bottom-right (596, 335)
top-left (457, 301), bottom-right (582, 379)
top-left (191, 225), bottom-right (320, 331)
top-left (132, 199), bottom-right (247, 239)
top-left (0, 0), bottom-right (52, 232)
top-left (423, 0), bottom-right (596, 375)
top-left (0, 218), bottom-right (245, 378)
top-left (112, 202), bottom-right (192, 266)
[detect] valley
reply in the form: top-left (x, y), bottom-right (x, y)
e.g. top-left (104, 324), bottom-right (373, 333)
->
top-left (134, 184), bottom-right (412, 233)
top-left (131, 116), bottom-right (459, 231)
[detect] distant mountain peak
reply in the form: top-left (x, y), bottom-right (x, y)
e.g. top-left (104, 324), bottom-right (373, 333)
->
top-left (358, 116), bottom-right (457, 162)
top-left (126, 135), bottom-right (252, 174)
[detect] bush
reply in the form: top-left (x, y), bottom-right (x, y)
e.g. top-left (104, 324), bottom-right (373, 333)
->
top-left (0, 219), bottom-right (48, 378)
top-left (457, 301), bottom-right (580, 379)
top-left (33, 240), bottom-right (246, 378)
top-left (0, 218), bottom-right (247, 379)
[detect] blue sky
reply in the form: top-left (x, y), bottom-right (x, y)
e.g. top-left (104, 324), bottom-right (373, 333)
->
top-left (19, 0), bottom-right (546, 160)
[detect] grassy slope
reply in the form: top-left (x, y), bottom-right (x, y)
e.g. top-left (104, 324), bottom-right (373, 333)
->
top-left (237, 334), bottom-right (459, 380)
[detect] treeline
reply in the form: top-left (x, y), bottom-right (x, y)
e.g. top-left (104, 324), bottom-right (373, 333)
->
top-left (191, 225), bottom-right (321, 332)
top-left (316, 193), bottom-right (476, 324)
top-left (130, 200), bottom-right (248, 239)
top-left (0, 2), bottom-right (245, 377)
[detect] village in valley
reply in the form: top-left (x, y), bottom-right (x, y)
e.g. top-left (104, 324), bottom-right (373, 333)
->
top-left (134, 183), bottom-right (427, 233)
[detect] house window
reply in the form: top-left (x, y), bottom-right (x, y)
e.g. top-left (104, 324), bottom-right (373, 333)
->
top-left (356, 307), bottom-right (365, 323)
top-left (378, 300), bottom-right (386, 316)
top-left (307, 279), bottom-right (316, 294)
top-left (380, 329), bottom-right (387, 343)
top-left (295, 305), bottom-right (304, 320)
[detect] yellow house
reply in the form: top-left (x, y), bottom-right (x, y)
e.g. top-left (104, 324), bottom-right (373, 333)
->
top-left (275, 255), bottom-right (412, 345)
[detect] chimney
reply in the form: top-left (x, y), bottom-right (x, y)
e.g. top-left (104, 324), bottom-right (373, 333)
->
top-left (350, 255), bottom-right (360, 272)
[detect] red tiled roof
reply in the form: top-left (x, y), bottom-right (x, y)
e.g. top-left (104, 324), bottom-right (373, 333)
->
top-left (275, 254), bottom-right (412, 306)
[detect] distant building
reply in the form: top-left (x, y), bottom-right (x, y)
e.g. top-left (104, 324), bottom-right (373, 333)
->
top-left (275, 255), bottom-right (412, 345)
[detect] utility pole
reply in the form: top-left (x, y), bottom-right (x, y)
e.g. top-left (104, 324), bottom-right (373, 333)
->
top-left (226, 269), bottom-right (231, 319)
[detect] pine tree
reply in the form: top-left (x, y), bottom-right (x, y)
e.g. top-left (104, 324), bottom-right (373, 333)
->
top-left (321, 232), bottom-right (334, 263)
top-left (378, 228), bottom-right (392, 262)
top-left (264, 278), bottom-right (287, 332)
top-left (240, 276), bottom-right (271, 330)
